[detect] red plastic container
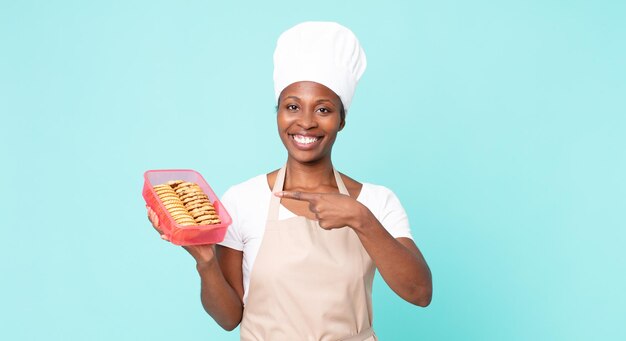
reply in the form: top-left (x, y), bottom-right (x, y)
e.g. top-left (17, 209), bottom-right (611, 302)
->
top-left (143, 169), bottom-right (231, 246)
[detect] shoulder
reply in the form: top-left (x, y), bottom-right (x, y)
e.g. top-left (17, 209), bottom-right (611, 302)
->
top-left (359, 182), bottom-right (413, 239)
top-left (336, 171), bottom-right (401, 208)
top-left (221, 174), bottom-right (269, 204)
top-left (358, 183), bottom-right (402, 209)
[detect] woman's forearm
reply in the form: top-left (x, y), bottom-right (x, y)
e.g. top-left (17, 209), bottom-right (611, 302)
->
top-left (196, 258), bottom-right (244, 330)
top-left (352, 207), bottom-right (432, 306)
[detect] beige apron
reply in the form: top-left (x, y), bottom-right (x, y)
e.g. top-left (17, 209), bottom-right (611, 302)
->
top-left (240, 166), bottom-right (377, 341)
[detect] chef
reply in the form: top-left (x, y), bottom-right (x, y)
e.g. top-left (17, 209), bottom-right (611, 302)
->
top-left (148, 21), bottom-right (432, 341)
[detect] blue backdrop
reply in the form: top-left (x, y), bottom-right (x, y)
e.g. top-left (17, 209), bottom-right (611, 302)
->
top-left (1, 1), bottom-right (624, 340)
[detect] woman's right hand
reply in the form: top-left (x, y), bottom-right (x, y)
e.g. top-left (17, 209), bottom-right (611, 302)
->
top-left (146, 205), bottom-right (243, 330)
top-left (146, 205), bottom-right (168, 241)
top-left (146, 205), bottom-right (216, 264)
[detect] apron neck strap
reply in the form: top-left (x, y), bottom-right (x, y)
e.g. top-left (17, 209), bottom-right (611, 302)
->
top-left (271, 165), bottom-right (288, 194)
top-left (268, 164), bottom-right (350, 221)
top-left (333, 168), bottom-right (350, 196)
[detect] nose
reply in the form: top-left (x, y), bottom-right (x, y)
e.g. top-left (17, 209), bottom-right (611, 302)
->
top-left (297, 110), bottom-right (318, 129)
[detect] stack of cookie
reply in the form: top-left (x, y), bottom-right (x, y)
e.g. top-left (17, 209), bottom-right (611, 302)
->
top-left (153, 180), bottom-right (222, 226)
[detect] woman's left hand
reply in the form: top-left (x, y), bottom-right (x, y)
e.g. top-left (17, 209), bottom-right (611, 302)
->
top-left (278, 190), bottom-right (432, 307)
top-left (275, 191), bottom-right (370, 230)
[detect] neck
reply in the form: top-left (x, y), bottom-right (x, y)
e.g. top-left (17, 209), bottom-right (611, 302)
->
top-left (284, 156), bottom-right (336, 191)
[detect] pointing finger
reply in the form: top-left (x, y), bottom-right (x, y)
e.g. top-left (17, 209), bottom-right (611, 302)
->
top-left (275, 191), bottom-right (318, 202)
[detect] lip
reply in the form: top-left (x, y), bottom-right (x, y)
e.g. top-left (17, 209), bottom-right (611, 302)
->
top-left (288, 133), bottom-right (324, 151)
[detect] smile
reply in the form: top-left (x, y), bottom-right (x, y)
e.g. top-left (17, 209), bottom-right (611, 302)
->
top-left (291, 134), bottom-right (321, 144)
top-left (288, 134), bottom-right (324, 150)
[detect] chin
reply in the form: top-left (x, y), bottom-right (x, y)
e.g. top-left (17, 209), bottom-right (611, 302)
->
top-left (287, 150), bottom-right (331, 165)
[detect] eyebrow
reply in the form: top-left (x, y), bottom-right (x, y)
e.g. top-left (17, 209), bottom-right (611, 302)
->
top-left (283, 96), bottom-right (334, 104)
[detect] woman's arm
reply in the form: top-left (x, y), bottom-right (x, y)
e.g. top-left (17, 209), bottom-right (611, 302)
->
top-left (192, 245), bottom-right (244, 330)
top-left (351, 208), bottom-right (432, 306)
top-left (275, 191), bottom-right (432, 306)
top-left (147, 207), bottom-right (244, 329)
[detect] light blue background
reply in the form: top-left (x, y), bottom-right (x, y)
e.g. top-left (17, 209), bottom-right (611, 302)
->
top-left (1, 1), bottom-right (624, 340)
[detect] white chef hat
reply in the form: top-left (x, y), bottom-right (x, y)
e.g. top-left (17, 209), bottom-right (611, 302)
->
top-left (273, 21), bottom-right (367, 112)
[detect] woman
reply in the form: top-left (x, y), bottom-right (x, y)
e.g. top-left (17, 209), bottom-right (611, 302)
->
top-left (148, 22), bottom-right (432, 340)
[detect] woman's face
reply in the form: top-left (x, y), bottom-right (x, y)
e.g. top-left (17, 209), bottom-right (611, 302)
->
top-left (277, 81), bottom-right (345, 164)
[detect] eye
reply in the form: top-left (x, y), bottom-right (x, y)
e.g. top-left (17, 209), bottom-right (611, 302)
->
top-left (286, 104), bottom-right (299, 111)
top-left (316, 107), bottom-right (332, 115)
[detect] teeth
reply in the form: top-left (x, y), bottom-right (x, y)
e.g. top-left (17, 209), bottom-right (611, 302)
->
top-left (293, 135), bottom-right (319, 144)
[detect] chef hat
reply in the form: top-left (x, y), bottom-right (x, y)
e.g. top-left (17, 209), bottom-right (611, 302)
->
top-left (273, 21), bottom-right (367, 112)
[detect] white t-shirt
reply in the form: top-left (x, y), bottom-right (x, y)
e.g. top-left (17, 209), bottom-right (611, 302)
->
top-left (218, 174), bottom-right (413, 304)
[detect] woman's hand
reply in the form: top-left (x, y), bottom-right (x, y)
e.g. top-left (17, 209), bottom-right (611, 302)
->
top-left (275, 192), bottom-right (432, 306)
top-left (146, 206), bottom-right (244, 329)
top-left (275, 191), bottom-right (370, 230)
top-left (146, 205), bottom-right (215, 264)
top-left (146, 205), bottom-right (168, 240)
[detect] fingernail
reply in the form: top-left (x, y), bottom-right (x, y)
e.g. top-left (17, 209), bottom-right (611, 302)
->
top-left (274, 192), bottom-right (283, 197)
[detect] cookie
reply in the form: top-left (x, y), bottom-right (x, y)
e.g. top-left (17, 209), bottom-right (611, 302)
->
top-left (167, 180), bottom-right (184, 187)
top-left (182, 198), bottom-right (207, 206)
top-left (176, 188), bottom-right (203, 196)
top-left (191, 203), bottom-right (214, 210)
top-left (153, 180), bottom-right (223, 227)
top-left (195, 213), bottom-right (219, 221)
top-left (175, 181), bottom-right (195, 188)
top-left (173, 215), bottom-right (195, 222)
top-left (165, 205), bottom-right (187, 212)
top-left (185, 202), bottom-right (210, 211)
top-left (185, 198), bottom-right (211, 206)
top-left (167, 205), bottom-right (189, 212)
top-left (161, 198), bottom-right (184, 205)
top-left (173, 214), bottom-right (195, 221)
top-left (197, 218), bottom-right (222, 225)
top-left (169, 210), bottom-right (190, 218)
top-left (191, 210), bottom-right (214, 218)
top-left (181, 193), bottom-right (208, 201)
top-left (157, 194), bottom-right (177, 200)
top-left (155, 189), bottom-right (177, 196)
top-left (173, 217), bottom-right (195, 224)
top-left (155, 190), bottom-right (176, 197)
top-left (157, 191), bottom-right (179, 197)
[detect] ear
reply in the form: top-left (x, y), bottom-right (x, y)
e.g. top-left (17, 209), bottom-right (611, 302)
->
top-left (338, 117), bottom-right (346, 131)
